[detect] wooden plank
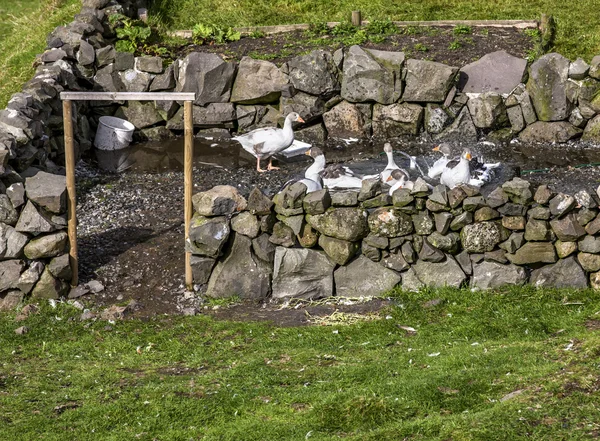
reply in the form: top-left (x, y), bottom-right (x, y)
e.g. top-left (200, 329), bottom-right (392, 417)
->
top-left (60, 92), bottom-right (196, 101)
top-left (351, 10), bottom-right (362, 27)
top-left (184, 100), bottom-right (194, 290)
top-left (62, 100), bottom-right (78, 287)
top-left (171, 19), bottom-right (538, 38)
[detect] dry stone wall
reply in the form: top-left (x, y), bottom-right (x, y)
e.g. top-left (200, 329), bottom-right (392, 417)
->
top-left (188, 179), bottom-right (600, 299)
top-left (3, 0), bottom-right (600, 308)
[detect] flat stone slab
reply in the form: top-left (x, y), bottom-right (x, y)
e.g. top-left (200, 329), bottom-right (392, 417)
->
top-left (458, 50), bottom-right (527, 94)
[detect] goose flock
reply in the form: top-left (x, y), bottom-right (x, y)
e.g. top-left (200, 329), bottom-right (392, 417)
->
top-left (233, 112), bottom-right (500, 193)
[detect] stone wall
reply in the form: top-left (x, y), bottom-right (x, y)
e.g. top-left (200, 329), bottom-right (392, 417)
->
top-left (188, 179), bottom-right (600, 299)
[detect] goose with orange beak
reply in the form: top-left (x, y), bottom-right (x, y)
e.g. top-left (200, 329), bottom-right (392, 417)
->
top-left (233, 112), bottom-right (305, 172)
top-left (440, 148), bottom-right (473, 189)
top-left (428, 142), bottom-right (453, 179)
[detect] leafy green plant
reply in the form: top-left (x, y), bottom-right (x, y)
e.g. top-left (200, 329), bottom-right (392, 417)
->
top-left (192, 23), bottom-right (241, 45)
top-left (365, 19), bottom-right (397, 35)
top-left (331, 21), bottom-right (358, 36)
top-left (448, 38), bottom-right (462, 50)
top-left (414, 42), bottom-right (428, 51)
top-left (402, 25), bottom-right (423, 35)
top-left (368, 34), bottom-right (386, 43)
top-left (110, 14), bottom-right (152, 53)
top-left (249, 28), bottom-right (266, 39)
top-left (453, 24), bottom-right (472, 35)
top-left (305, 21), bottom-right (330, 37)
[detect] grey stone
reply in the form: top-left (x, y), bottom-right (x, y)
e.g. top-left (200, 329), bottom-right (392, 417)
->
top-left (276, 182), bottom-right (306, 210)
top-left (471, 261), bottom-right (527, 289)
top-left (95, 46), bottom-right (115, 68)
top-left (277, 214), bottom-right (304, 236)
top-left (114, 51), bottom-right (134, 71)
top-left (401, 267), bottom-right (424, 292)
top-left (135, 56), bottom-right (163, 74)
top-left (14, 201), bottom-right (54, 233)
top-left (448, 187), bottom-right (468, 208)
top-left (578, 235), bottom-right (600, 254)
top-left (400, 241), bottom-right (415, 263)
top-left (519, 121), bottom-right (582, 143)
top-left (362, 193), bottom-right (391, 209)
top-left (297, 223), bottom-right (319, 248)
top-left (341, 46), bottom-right (402, 104)
top-left (575, 207), bottom-right (596, 226)
top-left (280, 92), bottom-right (325, 124)
top-left (0, 291), bottom-right (23, 311)
top-left (579, 252), bottom-right (600, 272)
top-left (0, 223), bottom-right (27, 260)
top-left (25, 171), bottom-right (66, 214)
top-left (507, 105), bottom-right (525, 132)
top-left (0, 259), bottom-right (25, 292)
top-left (231, 212), bottom-right (260, 238)
top-left (364, 234), bottom-right (389, 249)
top-left (499, 232), bottom-right (525, 254)
top-left (450, 211), bottom-right (473, 231)
top-left (534, 184), bottom-right (553, 205)
top-left (334, 256), bottom-right (401, 297)
top-left (392, 188), bottom-right (414, 207)
top-left (458, 51), bottom-right (528, 94)
top-left (252, 233), bottom-right (276, 263)
top-left (429, 185), bottom-right (448, 206)
top-left (506, 242), bottom-right (557, 265)
top-left (247, 187), bottom-right (273, 215)
top-left (367, 207), bottom-right (413, 238)
top-left (15, 261), bottom-right (44, 294)
top-left (569, 58), bottom-right (590, 80)
top-left (575, 190), bottom-right (596, 209)
top-left (502, 178), bottom-right (533, 205)
top-left (322, 100), bottom-right (368, 138)
top-left (555, 240), bottom-right (578, 258)
top-left (418, 239), bottom-right (445, 263)
top-left (318, 235), bottom-right (358, 265)
top-left (582, 114), bottom-right (600, 142)
top-left (497, 203), bottom-right (527, 216)
top-left (177, 52), bottom-right (236, 106)
top-left (93, 64), bottom-right (124, 92)
top-left (303, 189), bottom-right (331, 215)
top-left (467, 92), bottom-right (508, 129)
top-left (231, 57), bottom-right (287, 104)
top-left (295, 123), bottom-right (327, 144)
top-left (434, 108), bottom-right (478, 142)
top-left (272, 247), bottom-right (335, 299)
top-left (460, 221), bottom-right (502, 253)
top-left (48, 254), bottom-right (72, 280)
top-left (149, 64), bottom-right (175, 91)
top-left (192, 185), bottom-right (247, 216)
top-left (484, 249), bottom-right (508, 264)
top-left (206, 233), bottom-right (271, 299)
top-left (586, 215), bottom-right (600, 235)
top-left (411, 178), bottom-right (432, 197)
top-left (434, 212), bottom-right (453, 234)
top-left (330, 191), bottom-right (358, 207)
top-left (307, 207), bottom-right (368, 241)
top-left (380, 250), bottom-right (409, 272)
top-left (76, 39), bottom-right (95, 66)
top-left (427, 231), bottom-right (460, 253)
top-left (0, 195), bottom-right (18, 226)
top-left (528, 206), bottom-right (551, 220)
top-left (236, 105), bottom-right (256, 131)
top-left (154, 99), bottom-right (179, 120)
top-left (474, 207), bottom-right (500, 222)
top-left (287, 50), bottom-right (340, 98)
top-left (412, 256), bottom-right (466, 288)
top-left (424, 103), bottom-right (451, 134)
top-left (41, 48), bottom-right (67, 63)
top-left (189, 255), bottom-right (216, 285)
top-left (362, 242), bottom-right (381, 261)
top-left (372, 103), bottom-right (423, 137)
top-left (358, 177), bottom-right (381, 202)
top-left (23, 231), bottom-right (67, 259)
top-left (269, 222), bottom-right (296, 247)
top-left (524, 218), bottom-right (552, 241)
top-left (403, 59), bottom-right (458, 103)
top-left (118, 69), bottom-right (153, 92)
top-left (527, 53), bottom-right (574, 121)
top-left (186, 214), bottom-right (230, 258)
top-left (425, 199), bottom-right (449, 213)
top-left (455, 250), bottom-right (472, 275)
top-left (30, 267), bottom-right (68, 299)
top-left (530, 256), bottom-right (587, 289)
top-left (550, 213), bottom-right (586, 242)
top-left (116, 100), bottom-right (163, 129)
top-left (412, 211), bottom-right (434, 235)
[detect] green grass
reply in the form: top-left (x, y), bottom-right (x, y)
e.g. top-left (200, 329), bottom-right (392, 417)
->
top-left (0, 0), bottom-right (80, 108)
top-left (2, 286), bottom-right (600, 440)
top-left (150, 0), bottom-right (600, 61)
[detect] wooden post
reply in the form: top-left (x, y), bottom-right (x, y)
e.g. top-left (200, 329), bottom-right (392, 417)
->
top-left (184, 100), bottom-right (194, 289)
top-left (351, 10), bottom-right (362, 27)
top-left (62, 100), bottom-right (78, 287)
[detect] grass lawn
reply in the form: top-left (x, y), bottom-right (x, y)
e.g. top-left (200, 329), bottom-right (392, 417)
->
top-left (2, 287), bottom-right (600, 440)
top-left (149, 0), bottom-right (600, 62)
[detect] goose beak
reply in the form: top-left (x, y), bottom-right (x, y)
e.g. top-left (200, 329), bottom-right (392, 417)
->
top-left (296, 116), bottom-right (305, 123)
top-left (305, 148), bottom-right (312, 156)
top-left (466, 152), bottom-right (472, 160)
top-left (432, 145), bottom-right (440, 152)
top-left (386, 175), bottom-right (394, 182)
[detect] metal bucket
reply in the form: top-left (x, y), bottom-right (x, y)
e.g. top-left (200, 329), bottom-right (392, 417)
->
top-left (94, 116), bottom-right (135, 151)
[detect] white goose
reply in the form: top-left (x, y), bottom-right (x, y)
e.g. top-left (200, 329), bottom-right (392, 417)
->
top-left (440, 148), bottom-right (472, 189)
top-left (297, 148), bottom-right (324, 193)
top-left (388, 169), bottom-right (414, 195)
top-left (380, 143), bottom-right (403, 183)
top-left (428, 143), bottom-right (452, 179)
top-left (304, 147), bottom-right (366, 189)
top-left (233, 112), bottom-right (305, 172)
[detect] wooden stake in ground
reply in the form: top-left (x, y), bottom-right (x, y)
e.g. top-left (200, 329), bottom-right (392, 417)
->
top-left (62, 100), bottom-right (78, 287)
top-left (184, 100), bottom-right (194, 289)
top-left (351, 10), bottom-right (362, 26)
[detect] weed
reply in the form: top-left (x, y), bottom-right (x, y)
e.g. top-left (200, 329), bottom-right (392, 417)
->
top-left (305, 21), bottom-right (330, 37)
top-left (331, 21), bottom-right (359, 37)
top-left (109, 14), bottom-right (152, 53)
top-left (248, 51), bottom-right (278, 60)
top-left (525, 28), bottom-right (541, 39)
top-left (368, 34), bottom-right (386, 43)
top-left (402, 25), bottom-right (423, 35)
top-left (480, 28), bottom-right (489, 36)
top-left (453, 24), bottom-right (472, 35)
top-left (248, 28), bottom-right (266, 39)
top-left (191, 23), bottom-right (241, 45)
top-left (448, 39), bottom-right (462, 50)
top-left (365, 19), bottom-right (398, 35)
top-left (414, 43), bottom-right (428, 52)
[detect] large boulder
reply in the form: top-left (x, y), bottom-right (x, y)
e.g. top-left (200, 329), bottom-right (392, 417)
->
top-left (460, 222), bottom-right (502, 253)
top-left (116, 101), bottom-right (164, 129)
top-left (186, 214), bottom-right (230, 258)
top-left (14, 201), bottom-right (54, 234)
top-left (287, 50), bottom-right (340, 98)
top-left (306, 207), bottom-right (368, 241)
top-left (526, 53), bottom-right (574, 121)
top-left (471, 261), bottom-right (527, 289)
top-left (530, 256), bottom-right (588, 288)
top-left (341, 46), bottom-right (403, 104)
top-left (272, 247), bottom-right (335, 299)
top-left (231, 57), bottom-right (288, 104)
top-left (411, 256), bottom-right (467, 288)
top-left (0, 259), bottom-right (25, 292)
top-left (368, 207), bottom-right (413, 238)
top-left (466, 92), bottom-right (508, 129)
top-left (334, 255), bottom-right (401, 297)
top-left (434, 107), bottom-right (477, 142)
top-left (372, 103), bottom-right (423, 137)
top-left (30, 267), bottom-right (69, 299)
top-left (322, 100), bottom-right (368, 138)
top-left (23, 231), bottom-right (67, 259)
top-left (176, 52), bottom-right (237, 106)
top-left (458, 50), bottom-right (528, 94)
top-left (192, 186), bottom-right (247, 216)
top-left (280, 92), bottom-right (326, 124)
top-left (518, 121), bottom-right (582, 143)
top-left (205, 233), bottom-right (271, 299)
top-left (403, 59), bottom-right (458, 103)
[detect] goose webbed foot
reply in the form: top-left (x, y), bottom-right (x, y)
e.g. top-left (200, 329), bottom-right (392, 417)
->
top-left (267, 159), bottom-right (280, 171)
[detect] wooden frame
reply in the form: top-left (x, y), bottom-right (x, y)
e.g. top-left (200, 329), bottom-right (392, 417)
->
top-left (59, 92), bottom-right (196, 289)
